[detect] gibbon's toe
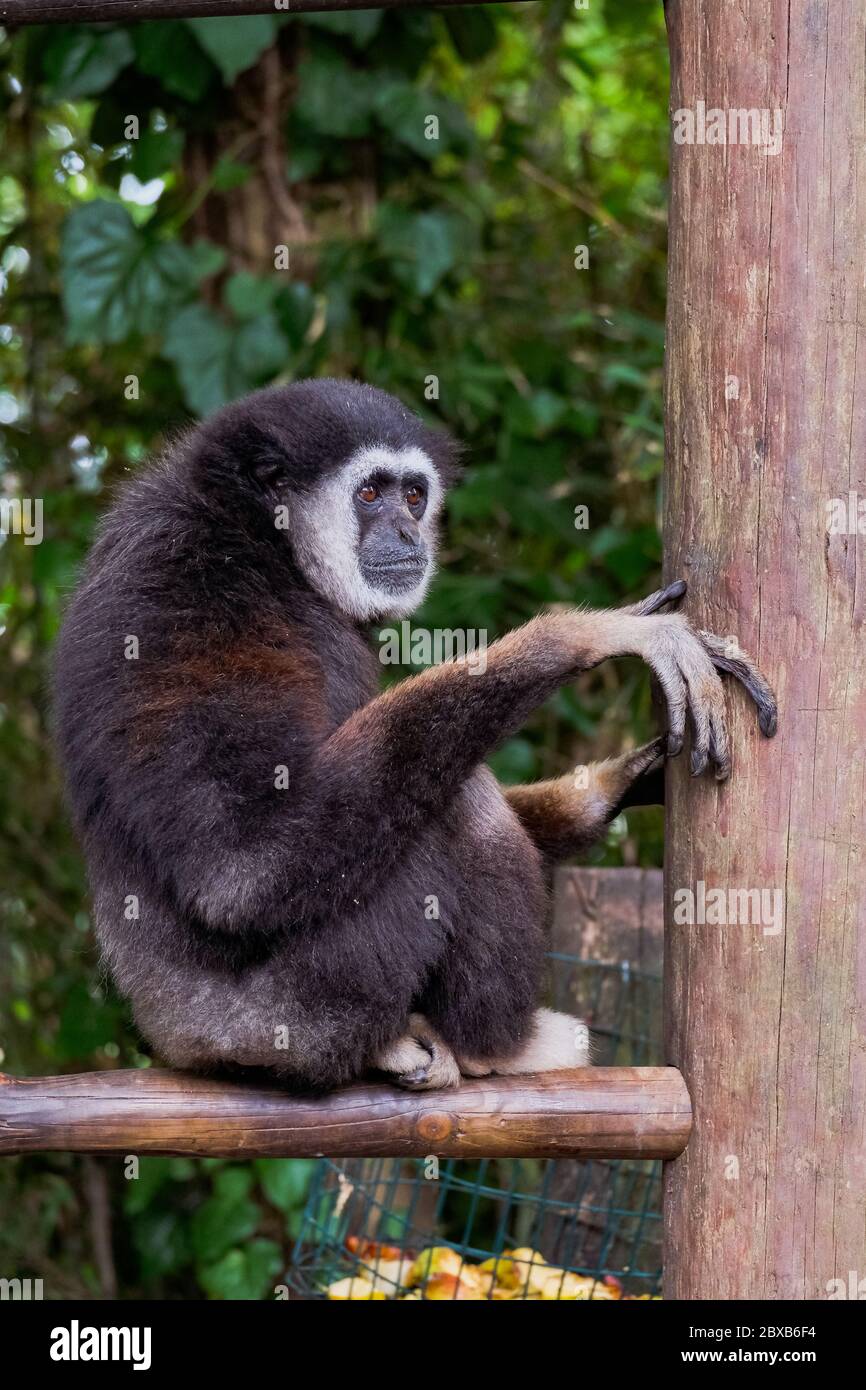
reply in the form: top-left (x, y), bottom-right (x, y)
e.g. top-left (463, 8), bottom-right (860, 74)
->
top-left (374, 1017), bottom-right (461, 1091)
top-left (394, 1049), bottom-right (460, 1091)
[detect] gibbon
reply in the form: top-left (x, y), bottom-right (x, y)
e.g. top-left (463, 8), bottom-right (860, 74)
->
top-left (54, 380), bottom-right (776, 1090)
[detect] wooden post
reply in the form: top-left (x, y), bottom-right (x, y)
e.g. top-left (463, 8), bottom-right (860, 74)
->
top-left (0, 1068), bottom-right (691, 1161)
top-left (663, 0), bottom-right (866, 1299)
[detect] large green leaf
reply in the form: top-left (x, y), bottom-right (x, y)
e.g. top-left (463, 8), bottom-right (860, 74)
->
top-left (274, 283), bottom-right (315, 350)
top-left (161, 304), bottom-right (235, 416)
top-left (295, 51), bottom-right (377, 138)
top-left (42, 27), bottom-right (134, 100)
top-left (133, 21), bottom-right (215, 102)
top-left (198, 1240), bottom-right (282, 1301)
top-left (373, 81), bottom-right (471, 158)
top-left (132, 1209), bottom-right (192, 1283)
top-left (191, 1188), bottom-right (260, 1264)
top-left (61, 201), bottom-right (211, 344)
top-left (442, 8), bottom-right (499, 62)
top-left (234, 313), bottom-right (289, 382)
top-left (128, 127), bottom-right (185, 183)
top-left (224, 271), bottom-right (277, 322)
top-left (376, 206), bottom-right (462, 297)
top-left (254, 1159), bottom-right (315, 1214)
top-left (185, 16), bottom-right (279, 84)
top-left (162, 303), bottom-right (289, 416)
top-left (301, 10), bottom-right (384, 48)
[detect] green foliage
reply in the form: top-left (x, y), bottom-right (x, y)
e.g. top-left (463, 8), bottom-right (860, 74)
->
top-left (42, 26), bottom-right (134, 99)
top-left (0, 0), bottom-right (669, 1299)
top-left (61, 200), bottom-right (216, 343)
top-left (184, 16), bottom-right (280, 84)
top-left (162, 300), bottom-right (288, 416)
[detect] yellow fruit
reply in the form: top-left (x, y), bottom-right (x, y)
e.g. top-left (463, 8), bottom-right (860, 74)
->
top-left (366, 1258), bottom-right (413, 1295)
top-left (407, 1246), bottom-right (464, 1286)
top-left (540, 1272), bottom-right (596, 1300)
top-left (502, 1248), bottom-right (551, 1294)
top-left (479, 1255), bottom-right (518, 1285)
top-left (460, 1266), bottom-right (494, 1297)
top-left (326, 1276), bottom-right (387, 1301)
top-left (423, 1274), bottom-right (485, 1301)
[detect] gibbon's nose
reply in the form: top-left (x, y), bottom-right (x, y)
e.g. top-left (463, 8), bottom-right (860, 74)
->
top-left (392, 514), bottom-right (421, 548)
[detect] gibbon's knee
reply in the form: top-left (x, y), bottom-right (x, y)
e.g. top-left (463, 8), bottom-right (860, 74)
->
top-left (136, 988), bottom-right (392, 1091)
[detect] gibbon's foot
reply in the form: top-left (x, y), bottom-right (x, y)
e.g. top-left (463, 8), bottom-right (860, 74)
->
top-left (458, 1009), bottom-right (592, 1078)
top-left (374, 1014), bottom-right (461, 1091)
top-left (610, 734), bottom-right (668, 813)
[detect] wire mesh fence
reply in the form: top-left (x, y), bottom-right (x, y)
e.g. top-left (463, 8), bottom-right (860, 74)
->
top-left (289, 946), bottom-right (664, 1301)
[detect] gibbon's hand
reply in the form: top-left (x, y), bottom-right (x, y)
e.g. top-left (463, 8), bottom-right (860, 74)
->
top-left (619, 580), bottom-right (777, 781)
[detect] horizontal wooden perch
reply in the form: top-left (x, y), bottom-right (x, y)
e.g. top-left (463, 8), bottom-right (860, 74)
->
top-left (0, 1067), bottom-right (691, 1160)
top-left (0, 0), bottom-right (516, 26)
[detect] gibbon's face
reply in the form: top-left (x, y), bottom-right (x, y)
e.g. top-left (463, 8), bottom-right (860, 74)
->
top-left (290, 445), bottom-right (445, 622)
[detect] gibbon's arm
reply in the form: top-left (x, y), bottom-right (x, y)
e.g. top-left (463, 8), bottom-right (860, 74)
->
top-left (503, 737), bottom-right (666, 863)
top-left (181, 584), bottom-right (776, 929)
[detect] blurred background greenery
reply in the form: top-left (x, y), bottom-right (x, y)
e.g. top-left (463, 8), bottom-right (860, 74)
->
top-left (0, 1), bottom-right (669, 1298)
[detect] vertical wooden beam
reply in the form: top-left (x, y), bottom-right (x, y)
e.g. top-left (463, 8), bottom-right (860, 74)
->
top-left (663, 0), bottom-right (866, 1299)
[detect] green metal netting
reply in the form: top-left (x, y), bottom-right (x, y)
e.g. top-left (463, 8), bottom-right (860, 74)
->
top-left (290, 955), bottom-right (662, 1301)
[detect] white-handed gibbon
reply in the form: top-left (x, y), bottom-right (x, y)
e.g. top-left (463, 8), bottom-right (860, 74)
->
top-left (54, 379), bottom-right (777, 1090)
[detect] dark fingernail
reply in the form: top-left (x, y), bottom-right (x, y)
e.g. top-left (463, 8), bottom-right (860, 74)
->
top-left (690, 751), bottom-right (707, 777)
top-left (668, 735), bottom-right (684, 757)
top-left (759, 705), bottom-right (778, 737)
top-left (715, 762), bottom-right (732, 782)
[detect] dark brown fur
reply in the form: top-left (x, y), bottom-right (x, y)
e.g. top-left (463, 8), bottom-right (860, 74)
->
top-left (53, 380), bottom-right (776, 1089)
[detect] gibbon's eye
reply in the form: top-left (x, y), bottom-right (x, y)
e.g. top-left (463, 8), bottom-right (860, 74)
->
top-left (405, 484), bottom-right (426, 509)
top-left (357, 483), bottom-right (380, 505)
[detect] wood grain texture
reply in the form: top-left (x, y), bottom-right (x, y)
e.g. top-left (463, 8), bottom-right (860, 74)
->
top-left (553, 866), bottom-right (664, 973)
top-left (663, 0), bottom-right (866, 1299)
top-left (0, 1068), bottom-right (691, 1160)
top-left (0, 0), bottom-right (511, 23)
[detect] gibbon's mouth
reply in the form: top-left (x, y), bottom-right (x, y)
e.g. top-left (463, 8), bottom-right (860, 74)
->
top-left (361, 555), bottom-right (428, 590)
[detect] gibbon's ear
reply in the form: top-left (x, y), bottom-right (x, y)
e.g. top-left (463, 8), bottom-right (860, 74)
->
top-left (248, 450), bottom-right (292, 494)
top-left (186, 410), bottom-right (294, 507)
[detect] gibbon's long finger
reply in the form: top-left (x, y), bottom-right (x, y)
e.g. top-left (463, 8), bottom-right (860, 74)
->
top-left (708, 709), bottom-right (732, 781)
top-left (687, 676), bottom-right (712, 778)
top-left (678, 645), bottom-right (728, 780)
top-left (624, 579), bottom-right (688, 618)
top-left (650, 659), bottom-right (688, 757)
top-left (699, 630), bottom-right (778, 738)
